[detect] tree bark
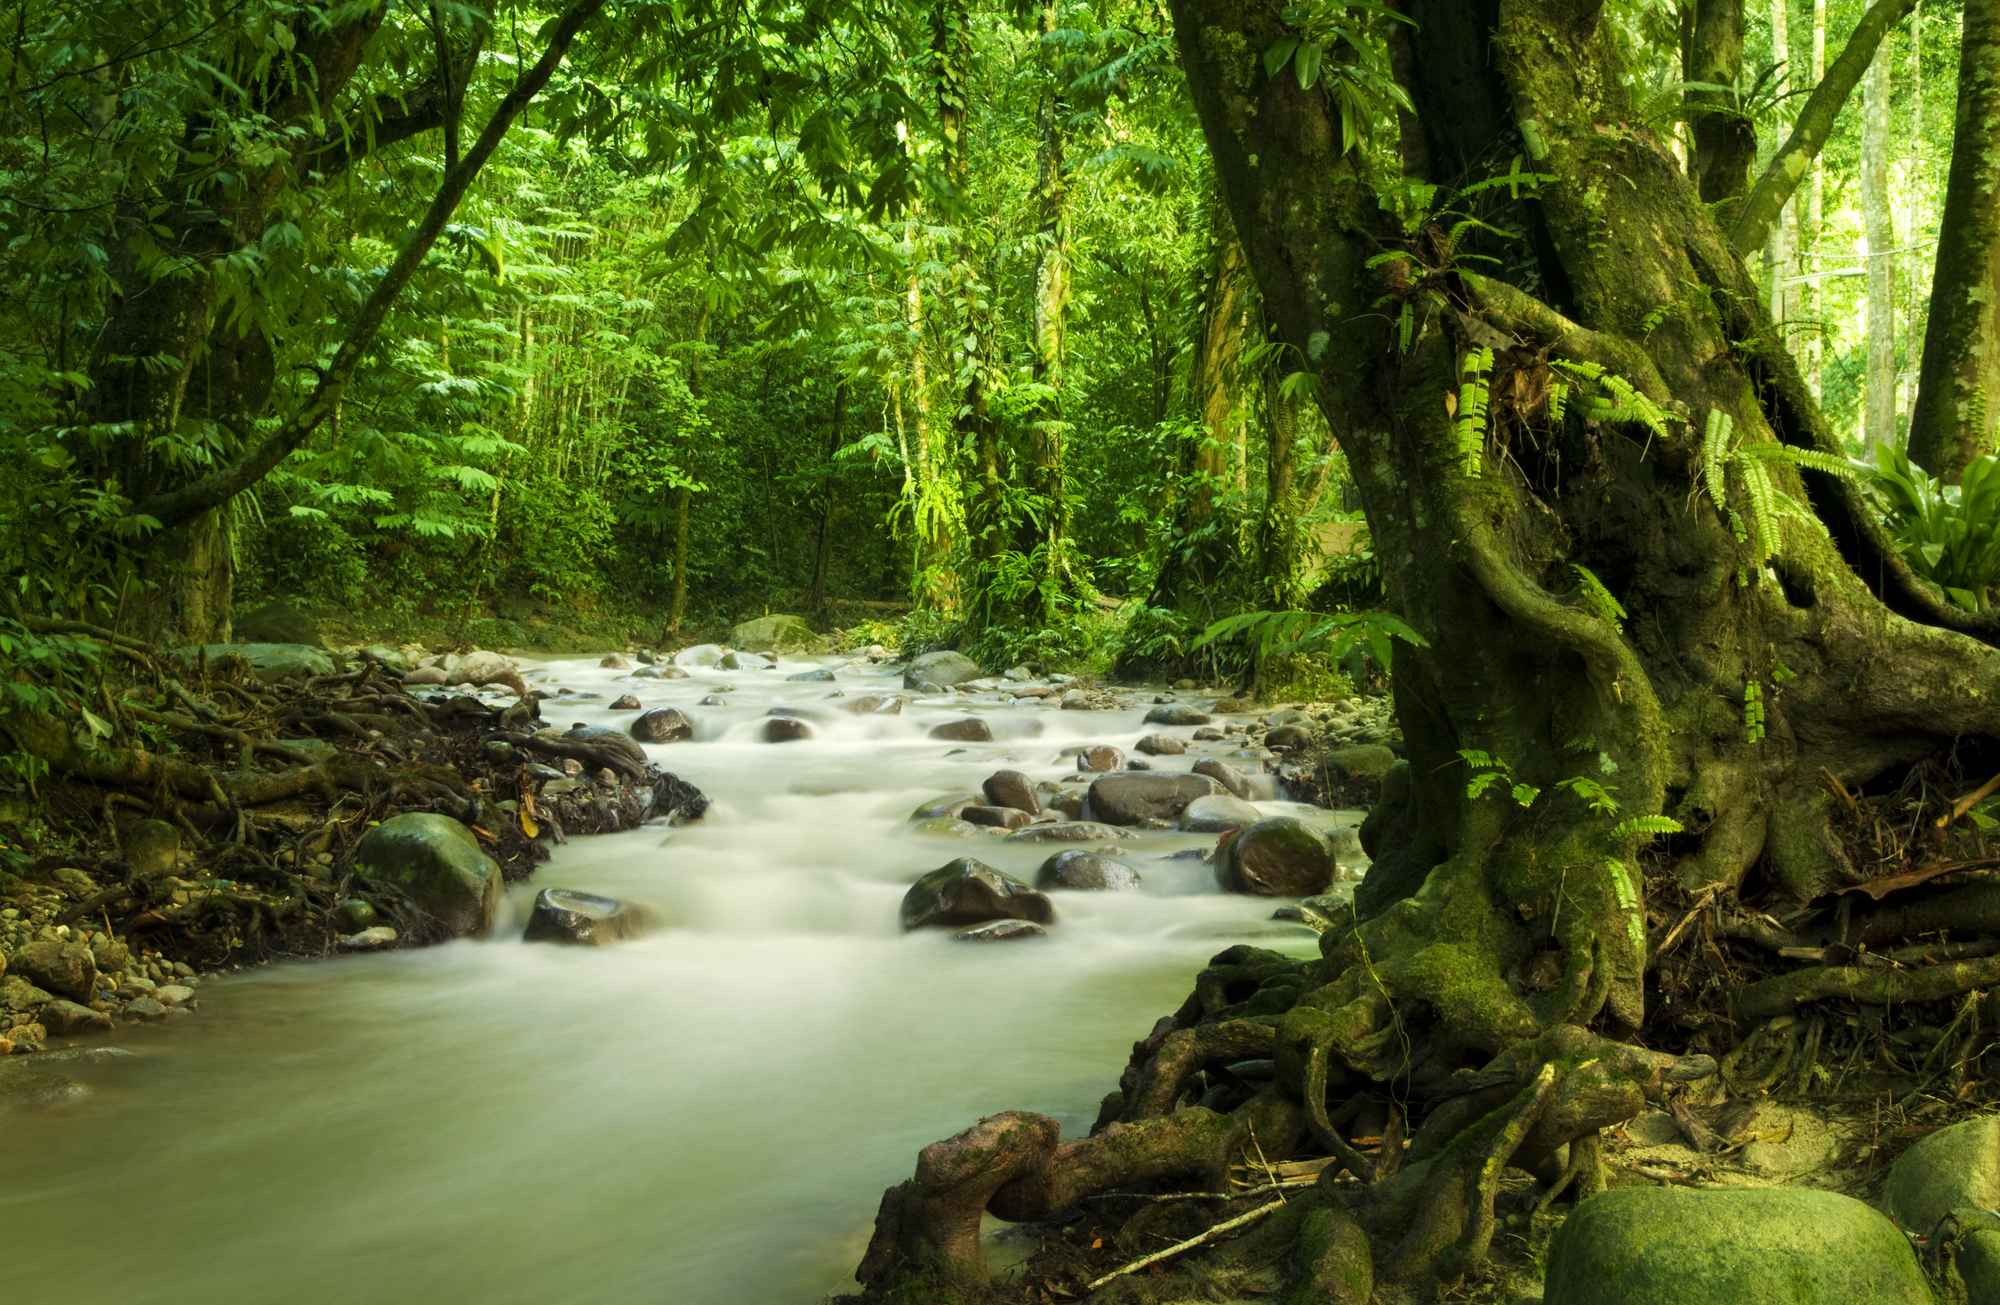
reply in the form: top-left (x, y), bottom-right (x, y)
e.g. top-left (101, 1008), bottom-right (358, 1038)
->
top-left (1908, 0), bottom-right (2000, 479)
top-left (1685, 0), bottom-right (1756, 221)
top-left (1864, 34), bottom-right (1899, 447)
top-left (808, 382), bottom-right (846, 615)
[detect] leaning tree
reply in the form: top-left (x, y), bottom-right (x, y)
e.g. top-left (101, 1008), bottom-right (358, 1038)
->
top-left (850, 0), bottom-right (2000, 1297)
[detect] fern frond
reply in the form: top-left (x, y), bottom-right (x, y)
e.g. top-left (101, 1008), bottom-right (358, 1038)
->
top-left (1740, 455), bottom-right (1781, 563)
top-left (1457, 748), bottom-right (1505, 771)
top-left (1703, 408), bottom-right (1733, 517)
top-left (1571, 563), bottom-right (1627, 632)
top-left (1456, 348), bottom-right (1493, 477)
top-left (1739, 441), bottom-right (1856, 478)
top-left (1610, 814), bottom-right (1684, 840)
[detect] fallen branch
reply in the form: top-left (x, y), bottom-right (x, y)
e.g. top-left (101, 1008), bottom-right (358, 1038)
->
top-left (1084, 1195), bottom-right (1291, 1291)
top-left (1086, 1177), bottom-right (1318, 1205)
top-left (1737, 951), bottom-right (2000, 1020)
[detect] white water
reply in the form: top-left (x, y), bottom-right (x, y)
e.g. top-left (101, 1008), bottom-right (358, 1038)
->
top-left (1, 656), bottom-right (1353, 1305)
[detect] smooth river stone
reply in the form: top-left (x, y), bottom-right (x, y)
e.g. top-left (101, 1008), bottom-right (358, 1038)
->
top-left (982, 769), bottom-right (1041, 814)
top-left (951, 920), bottom-right (1047, 942)
top-left (1134, 732), bottom-right (1185, 756)
top-left (1085, 772), bottom-right (1218, 826)
top-left (1216, 817), bottom-right (1336, 897)
top-left (1004, 820), bottom-right (1122, 843)
top-left (901, 859), bottom-right (1056, 930)
top-left (1035, 851), bottom-right (1140, 891)
top-left (929, 718), bottom-right (993, 742)
top-left (522, 889), bottom-right (648, 946)
top-left (961, 805), bottom-right (1030, 830)
top-left (1192, 758), bottom-right (1252, 798)
top-left (1144, 703), bottom-right (1211, 726)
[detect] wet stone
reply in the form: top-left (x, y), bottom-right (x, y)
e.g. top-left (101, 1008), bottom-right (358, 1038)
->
top-left (982, 769), bottom-right (1041, 814)
top-left (1135, 732), bottom-right (1185, 756)
top-left (522, 889), bottom-right (648, 946)
top-left (763, 717), bottom-right (812, 743)
top-left (786, 668), bottom-right (836, 682)
top-left (1077, 744), bottom-right (1125, 772)
top-left (912, 795), bottom-right (982, 821)
top-left (610, 694), bottom-right (642, 710)
top-left (929, 718), bottom-right (993, 742)
top-left (1144, 703), bottom-right (1211, 726)
top-left (1004, 821), bottom-right (1123, 843)
top-left (1086, 772), bottom-right (1218, 826)
top-left (1181, 793), bottom-right (1261, 832)
top-left (901, 858), bottom-right (1056, 930)
top-left (960, 805), bottom-right (1030, 830)
top-left (1036, 851), bottom-right (1141, 891)
top-left (1216, 817), bottom-right (1336, 897)
top-left (631, 708), bottom-right (695, 743)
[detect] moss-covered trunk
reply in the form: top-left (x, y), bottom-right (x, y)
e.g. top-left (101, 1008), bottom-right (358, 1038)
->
top-left (849, 0), bottom-right (2000, 1295)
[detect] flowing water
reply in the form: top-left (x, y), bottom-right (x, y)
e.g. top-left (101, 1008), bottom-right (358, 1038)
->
top-left (2, 655), bottom-right (1356, 1305)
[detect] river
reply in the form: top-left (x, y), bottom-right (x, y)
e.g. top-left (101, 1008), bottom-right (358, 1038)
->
top-left (1, 654), bottom-right (1354, 1304)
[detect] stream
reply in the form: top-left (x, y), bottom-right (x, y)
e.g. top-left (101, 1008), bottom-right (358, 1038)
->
top-left (1, 654), bottom-right (1357, 1305)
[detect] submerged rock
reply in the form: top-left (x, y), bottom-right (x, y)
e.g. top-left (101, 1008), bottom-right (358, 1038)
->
top-left (1004, 821), bottom-right (1122, 843)
top-left (929, 717), bottom-right (993, 742)
top-left (1086, 772), bottom-right (1217, 826)
top-left (1035, 851), bottom-right (1141, 891)
top-left (904, 650), bottom-right (981, 692)
top-left (1216, 817), bottom-right (1336, 897)
top-left (901, 858), bottom-right (1056, 930)
top-left (352, 813), bottom-right (503, 937)
top-left (1544, 1187), bottom-right (1930, 1305)
top-left (1181, 793), bottom-right (1261, 832)
top-left (952, 920), bottom-right (1047, 942)
top-left (787, 668), bottom-right (836, 682)
top-left (911, 816), bottom-right (987, 838)
top-left (673, 643), bottom-right (725, 668)
top-left (763, 716), bottom-right (812, 742)
top-left (912, 795), bottom-right (982, 821)
top-left (846, 693), bottom-right (910, 715)
top-left (961, 805), bottom-right (1030, 829)
top-left (522, 889), bottom-right (648, 946)
top-left (610, 694), bottom-right (641, 710)
top-left (721, 650), bottom-right (773, 671)
top-left (600, 653), bottom-right (633, 670)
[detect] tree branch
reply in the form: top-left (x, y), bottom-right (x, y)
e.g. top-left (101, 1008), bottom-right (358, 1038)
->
top-left (134, 0), bottom-right (607, 531)
top-left (1729, 0), bottom-right (1917, 257)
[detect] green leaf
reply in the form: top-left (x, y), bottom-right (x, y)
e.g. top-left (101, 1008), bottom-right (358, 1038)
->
top-left (1294, 40), bottom-right (1322, 89)
top-left (1263, 35), bottom-right (1300, 77)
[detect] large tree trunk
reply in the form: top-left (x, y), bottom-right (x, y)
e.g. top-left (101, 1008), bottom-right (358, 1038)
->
top-left (850, 0), bottom-right (2000, 1294)
top-left (1908, 0), bottom-right (2000, 479)
top-left (1685, 0), bottom-right (1755, 220)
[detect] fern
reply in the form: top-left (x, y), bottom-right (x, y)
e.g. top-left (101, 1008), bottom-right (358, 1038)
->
top-left (1551, 359), bottom-right (1675, 441)
top-left (1703, 408), bottom-right (1732, 516)
top-left (1610, 814), bottom-right (1683, 839)
top-left (1570, 564), bottom-right (1627, 632)
top-left (1455, 348), bottom-right (1493, 477)
top-left (1556, 774), bottom-right (1622, 815)
top-left (1743, 680), bottom-right (1765, 742)
top-left (1700, 410), bottom-right (1859, 584)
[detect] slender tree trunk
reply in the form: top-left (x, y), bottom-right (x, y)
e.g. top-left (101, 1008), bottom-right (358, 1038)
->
top-left (1685, 0), bottom-right (1755, 219)
top-left (1909, 0), bottom-right (2000, 479)
top-left (1765, 0), bottom-right (1793, 330)
top-left (1021, 4), bottom-right (1074, 626)
top-left (808, 382), bottom-right (847, 615)
top-left (1864, 36), bottom-right (1898, 447)
top-left (1808, 0), bottom-right (1827, 402)
top-left (668, 295), bottom-right (712, 638)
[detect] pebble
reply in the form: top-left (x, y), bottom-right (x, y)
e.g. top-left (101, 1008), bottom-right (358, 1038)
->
top-left (340, 927), bottom-right (399, 950)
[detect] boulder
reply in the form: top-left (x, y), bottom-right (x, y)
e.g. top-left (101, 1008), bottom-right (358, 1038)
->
top-left (846, 694), bottom-right (909, 715)
top-left (37, 1000), bottom-right (112, 1037)
top-left (1048, 790), bottom-right (1085, 819)
top-left (732, 614), bottom-right (821, 654)
top-left (764, 717), bottom-right (812, 742)
top-left (1192, 727), bottom-right (1224, 741)
top-left (1005, 821), bottom-right (1123, 843)
top-left (454, 650), bottom-right (529, 697)
top-left (1265, 724), bottom-right (1314, 750)
top-left (90, 937), bottom-right (131, 976)
top-left (1036, 851), bottom-right (1141, 891)
top-left (359, 643), bottom-right (409, 672)
top-left (1144, 703), bottom-right (1211, 726)
top-left (721, 650), bottom-right (773, 671)
top-left (698, 695), bottom-right (727, 706)
top-left (901, 858), bottom-right (1056, 930)
top-left (1544, 1187), bottom-right (1929, 1305)
top-left (660, 665), bottom-right (691, 679)
top-left (335, 899), bottom-right (379, 932)
top-left (952, 920), bottom-right (1048, 942)
top-left (961, 805), bottom-right (1031, 830)
top-left (1324, 743), bottom-right (1398, 779)
top-left (522, 889), bottom-right (648, 946)
top-left (630, 708), bottom-right (695, 743)
top-left (1086, 772), bottom-right (1218, 826)
top-left (610, 694), bottom-right (641, 710)
top-left (982, 770), bottom-right (1041, 814)
top-left (1182, 793), bottom-right (1262, 833)
top-left (341, 927), bottom-right (398, 949)
top-left (1135, 732), bottom-right (1185, 756)
top-left (930, 718), bottom-right (993, 742)
top-left (11, 941), bottom-right (99, 1003)
top-left (904, 650), bottom-right (981, 692)
top-left (352, 813), bottom-right (503, 937)
top-left (1217, 817), bottom-right (1336, 897)
top-left (194, 642), bottom-right (335, 684)
top-left (124, 819), bottom-right (181, 878)
top-left (1880, 1116), bottom-right (2000, 1298)
top-left (786, 668), bottom-right (836, 682)
top-left (1192, 759), bottom-right (1252, 799)
top-left (631, 667), bottom-right (662, 679)
top-left (233, 601), bottom-right (322, 648)
top-left (673, 643), bottom-right (725, 668)
top-left (560, 725), bottom-right (648, 768)
top-left (600, 653), bottom-right (633, 669)
top-left (912, 816), bottom-right (986, 838)
top-left (1076, 744), bottom-right (1125, 772)
top-left (913, 795), bottom-right (983, 821)
top-left (404, 665), bottom-right (448, 685)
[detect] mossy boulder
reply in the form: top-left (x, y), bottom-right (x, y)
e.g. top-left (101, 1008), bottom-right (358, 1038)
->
top-left (1544, 1187), bottom-right (1929, 1305)
top-left (11, 941), bottom-right (98, 1002)
top-left (732, 614), bottom-right (822, 654)
top-left (1085, 773), bottom-right (1218, 826)
top-left (192, 642), bottom-right (336, 684)
top-left (353, 813), bottom-right (502, 937)
top-left (233, 601), bottom-right (322, 648)
top-left (1216, 817), bottom-right (1336, 897)
top-left (901, 858), bottom-right (1056, 930)
top-left (904, 650), bottom-right (981, 692)
top-left (1880, 1116), bottom-right (2000, 1298)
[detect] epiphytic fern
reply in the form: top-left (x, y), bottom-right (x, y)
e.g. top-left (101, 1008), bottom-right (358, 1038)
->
top-left (1701, 409), bottom-right (1856, 585)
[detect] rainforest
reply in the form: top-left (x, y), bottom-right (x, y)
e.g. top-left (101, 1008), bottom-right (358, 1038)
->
top-left (6, 0), bottom-right (2000, 1302)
